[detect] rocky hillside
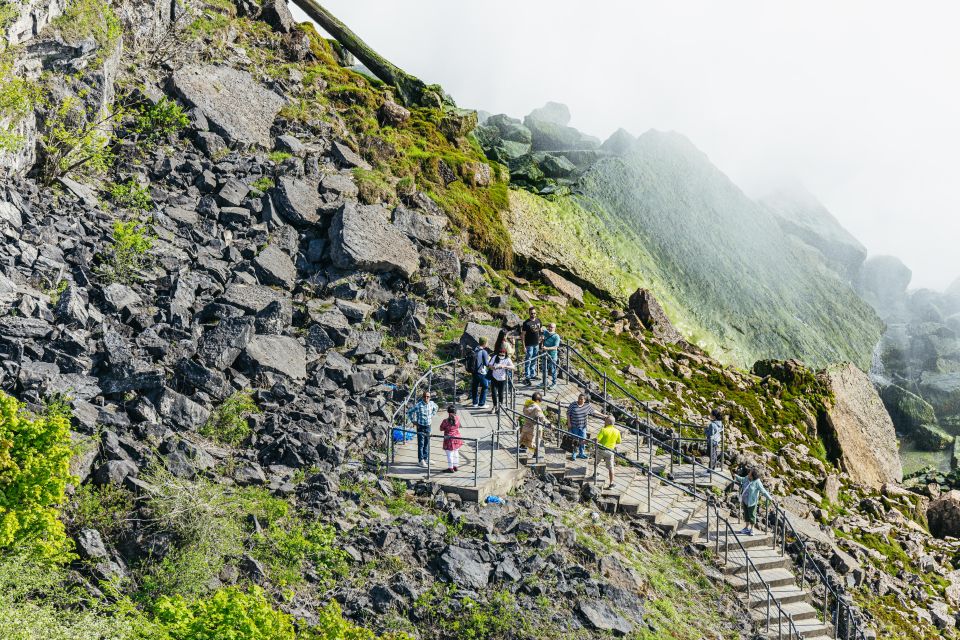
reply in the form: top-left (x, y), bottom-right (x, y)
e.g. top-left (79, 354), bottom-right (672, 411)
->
top-left (0, 0), bottom-right (958, 639)
top-left (477, 109), bottom-right (883, 369)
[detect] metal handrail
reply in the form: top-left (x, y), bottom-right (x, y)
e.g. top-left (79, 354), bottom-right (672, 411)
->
top-left (387, 340), bottom-right (864, 639)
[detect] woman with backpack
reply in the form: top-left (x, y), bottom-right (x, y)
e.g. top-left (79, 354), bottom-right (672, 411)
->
top-left (489, 346), bottom-right (515, 414)
top-left (440, 405), bottom-right (463, 472)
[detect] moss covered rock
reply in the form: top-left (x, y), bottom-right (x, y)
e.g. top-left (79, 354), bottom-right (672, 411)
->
top-left (914, 423), bottom-right (954, 451)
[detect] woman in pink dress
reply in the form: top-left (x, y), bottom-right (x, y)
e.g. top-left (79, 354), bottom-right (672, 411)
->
top-left (440, 405), bottom-right (464, 472)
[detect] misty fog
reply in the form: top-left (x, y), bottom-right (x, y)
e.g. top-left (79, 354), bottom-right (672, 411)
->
top-left (298, 0), bottom-right (959, 291)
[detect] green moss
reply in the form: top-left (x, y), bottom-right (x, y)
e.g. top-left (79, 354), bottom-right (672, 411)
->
top-left (53, 0), bottom-right (122, 66)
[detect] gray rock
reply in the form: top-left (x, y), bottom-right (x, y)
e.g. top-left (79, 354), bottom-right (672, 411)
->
top-left (527, 101), bottom-right (572, 126)
top-left (628, 288), bottom-right (682, 344)
top-left (306, 325), bottom-right (335, 354)
top-left (258, 0), bottom-right (294, 33)
top-left (198, 316), bottom-right (255, 371)
top-left (195, 131), bottom-right (228, 158)
top-left (245, 334), bottom-right (306, 379)
top-left (254, 244), bottom-right (296, 289)
top-left (220, 283), bottom-right (292, 317)
top-left (439, 546), bottom-right (492, 590)
top-left (353, 330), bottom-right (382, 357)
top-left (103, 282), bottom-right (142, 311)
top-left (217, 178), bottom-right (249, 207)
top-left (93, 459), bottom-right (138, 486)
top-left (330, 141), bottom-right (371, 170)
top-left (160, 388), bottom-right (211, 430)
top-left (348, 370), bottom-right (376, 394)
top-left (392, 205), bottom-right (447, 246)
top-left (255, 300), bottom-right (288, 335)
top-left (54, 284), bottom-right (88, 326)
top-left (320, 172), bottom-right (358, 199)
top-left (541, 268), bottom-right (583, 305)
top-left (329, 202), bottom-right (420, 279)
top-left (460, 322), bottom-right (502, 350)
top-left (272, 176), bottom-right (320, 225)
top-left (76, 528), bottom-right (110, 560)
top-left (577, 599), bottom-right (632, 635)
top-left (275, 134), bottom-right (304, 154)
top-left (235, 461), bottom-right (267, 486)
top-left (171, 65), bottom-right (285, 147)
top-left (0, 316), bottom-right (51, 337)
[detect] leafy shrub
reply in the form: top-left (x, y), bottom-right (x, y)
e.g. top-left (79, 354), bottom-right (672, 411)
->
top-left (252, 520), bottom-right (348, 588)
top-left (154, 586), bottom-right (295, 640)
top-left (37, 95), bottom-right (120, 182)
top-left (100, 219), bottom-right (153, 284)
top-left (0, 55), bottom-right (41, 153)
top-left (200, 390), bottom-right (260, 446)
top-left (0, 553), bottom-right (157, 640)
top-left (110, 179), bottom-right (154, 211)
top-left (132, 97), bottom-right (189, 144)
top-left (0, 391), bottom-right (74, 561)
top-left (67, 482), bottom-right (135, 538)
top-left (268, 151), bottom-right (292, 163)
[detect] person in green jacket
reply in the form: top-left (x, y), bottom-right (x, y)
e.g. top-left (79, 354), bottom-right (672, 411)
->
top-left (733, 468), bottom-right (771, 536)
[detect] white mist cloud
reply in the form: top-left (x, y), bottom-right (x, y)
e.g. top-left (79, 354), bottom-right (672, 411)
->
top-left (299, 0), bottom-right (960, 291)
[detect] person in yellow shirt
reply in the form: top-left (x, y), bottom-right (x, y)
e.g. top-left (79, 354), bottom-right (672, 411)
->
top-left (596, 416), bottom-right (622, 489)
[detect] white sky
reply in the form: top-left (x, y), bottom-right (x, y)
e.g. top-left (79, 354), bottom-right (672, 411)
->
top-left (301, 1), bottom-right (960, 291)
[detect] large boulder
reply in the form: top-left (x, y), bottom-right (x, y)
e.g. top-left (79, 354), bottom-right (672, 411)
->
top-left (329, 202), bottom-right (420, 279)
top-left (271, 177), bottom-right (321, 226)
top-left (818, 363), bottom-right (903, 488)
top-left (460, 322), bottom-right (502, 351)
top-left (627, 289), bottom-right (682, 344)
top-left (857, 255), bottom-right (912, 321)
top-left (439, 545), bottom-right (491, 590)
top-left (919, 371), bottom-right (960, 422)
top-left (171, 65), bottom-right (284, 147)
top-left (913, 423), bottom-right (954, 451)
top-left (880, 384), bottom-right (938, 434)
top-left (928, 490), bottom-right (960, 539)
top-left (541, 268), bottom-right (583, 305)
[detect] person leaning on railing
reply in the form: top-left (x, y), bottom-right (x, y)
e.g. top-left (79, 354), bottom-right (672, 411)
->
top-left (406, 390), bottom-right (438, 468)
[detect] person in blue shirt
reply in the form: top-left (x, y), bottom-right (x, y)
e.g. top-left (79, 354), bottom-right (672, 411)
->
top-left (406, 390), bottom-right (438, 468)
top-left (732, 468), bottom-right (772, 535)
top-left (470, 337), bottom-right (491, 408)
top-left (541, 323), bottom-right (561, 388)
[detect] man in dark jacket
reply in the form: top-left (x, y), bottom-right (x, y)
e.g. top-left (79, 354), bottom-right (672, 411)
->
top-left (470, 336), bottom-right (491, 408)
top-left (520, 307), bottom-right (542, 384)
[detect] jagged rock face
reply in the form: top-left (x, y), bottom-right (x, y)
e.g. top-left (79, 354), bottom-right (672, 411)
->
top-left (628, 288), bottom-right (681, 344)
top-left (881, 384), bottom-right (938, 435)
top-left (328, 201), bottom-right (420, 279)
top-left (540, 268), bottom-right (583, 305)
top-left (819, 363), bottom-right (903, 488)
top-left (857, 255), bottom-right (912, 322)
top-left (928, 490), bottom-right (960, 539)
top-left (759, 185), bottom-right (867, 282)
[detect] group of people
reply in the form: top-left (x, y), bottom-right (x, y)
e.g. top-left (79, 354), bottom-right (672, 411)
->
top-left (468, 307), bottom-right (563, 412)
top-left (402, 308), bottom-right (772, 535)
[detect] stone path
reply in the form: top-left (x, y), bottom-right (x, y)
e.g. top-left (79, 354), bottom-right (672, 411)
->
top-left (388, 368), bottom-right (836, 638)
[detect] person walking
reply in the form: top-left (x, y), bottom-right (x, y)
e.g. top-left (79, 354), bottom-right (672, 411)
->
top-left (489, 346), bottom-right (514, 414)
top-left (406, 390), bottom-right (438, 468)
top-left (567, 393), bottom-right (602, 460)
top-left (596, 416), bottom-right (622, 489)
top-left (439, 406), bottom-right (463, 473)
top-left (521, 307), bottom-right (542, 384)
top-left (470, 337), bottom-right (491, 408)
top-left (732, 468), bottom-right (771, 536)
top-left (521, 391), bottom-right (545, 456)
top-left (704, 408), bottom-right (724, 472)
top-left (541, 322), bottom-right (561, 388)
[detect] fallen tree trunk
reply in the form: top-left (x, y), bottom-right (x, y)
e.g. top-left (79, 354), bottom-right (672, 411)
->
top-left (291, 0), bottom-right (431, 107)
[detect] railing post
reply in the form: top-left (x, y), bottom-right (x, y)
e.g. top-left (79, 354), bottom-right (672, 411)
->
top-left (594, 441), bottom-right (599, 485)
top-left (647, 432), bottom-right (652, 508)
top-left (490, 432), bottom-right (494, 478)
top-left (473, 439), bottom-right (478, 488)
top-left (451, 360), bottom-right (456, 404)
top-left (670, 434), bottom-right (675, 476)
top-left (602, 373), bottom-right (608, 414)
top-left (766, 591), bottom-right (771, 632)
top-left (799, 546), bottom-right (806, 589)
top-left (426, 434), bottom-right (431, 481)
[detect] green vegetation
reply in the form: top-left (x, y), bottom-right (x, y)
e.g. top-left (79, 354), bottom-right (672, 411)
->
top-left (251, 176), bottom-right (275, 194)
top-left (200, 390), bottom-right (260, 447)
top-left (353, 167), bottom-right (395, 205)
top-left (251, 519), bottom-right (348, 589)
top-left (131, 97), bottom-right (189, 144)
top-left (53, 0), bottom-right (122, 63)
top-left (0, 52), bottom-right (41, 153)
top-left (0, 391), bottom-right (74, 561)
top-left (154, 586), bottom-right (296, 640)
top-left (66, 482), bottom-right (135, 538)
top-left (414, 585), bottom-right (527, 640)
top-left (268, 151), bottom-right (293, 163)
top-left (109, 179), bottom-right (154, 211)
top-left (99, 219), bottom-right (154, 284)
top-left (37, 94), bottom-right (121, 183)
